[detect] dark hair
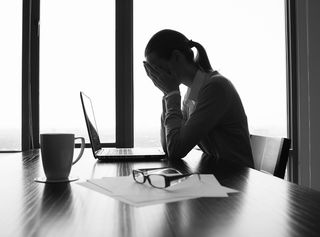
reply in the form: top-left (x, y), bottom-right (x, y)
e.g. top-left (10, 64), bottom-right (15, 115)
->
top-left (145, 29), bottom-right (213, 72)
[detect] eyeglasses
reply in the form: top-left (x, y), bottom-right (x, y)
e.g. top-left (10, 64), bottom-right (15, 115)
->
top-left (132, 167), bottom-right (200, 189)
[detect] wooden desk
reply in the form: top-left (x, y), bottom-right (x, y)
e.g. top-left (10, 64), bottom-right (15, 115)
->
top-left (1, 149), bottom-right (320, 237)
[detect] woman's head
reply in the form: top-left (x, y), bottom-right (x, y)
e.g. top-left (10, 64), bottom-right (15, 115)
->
top-left (145, 29), bottom-right (193, 63)
top-left (145, 29), bottom-right (213, 82)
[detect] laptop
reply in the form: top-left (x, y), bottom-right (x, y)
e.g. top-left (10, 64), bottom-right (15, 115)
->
top-left (80, 91), bottom-right (166, 161)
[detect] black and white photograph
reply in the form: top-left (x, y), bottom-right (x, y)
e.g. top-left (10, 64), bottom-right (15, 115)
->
top-left (1, 0), bottom-right (320, 236)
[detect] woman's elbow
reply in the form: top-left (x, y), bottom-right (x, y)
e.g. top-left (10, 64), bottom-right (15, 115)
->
top-left (166, 133), bottom-right (191, 160)
top-left (166, 145), bottom-right (189, 160)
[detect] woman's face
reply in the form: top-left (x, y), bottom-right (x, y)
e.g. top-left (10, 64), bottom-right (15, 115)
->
top-left (146, 51), bottom-right (187, 82)
top-left (146, 53), bottom-right (173, 76)
top-left (146, 50), bottom-right (196, 87)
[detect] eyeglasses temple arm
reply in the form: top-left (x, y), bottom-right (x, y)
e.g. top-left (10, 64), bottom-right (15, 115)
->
top-left (135, 167), bottom-right (170, 172)
top-left (166, 173), bottom-right (200, 185)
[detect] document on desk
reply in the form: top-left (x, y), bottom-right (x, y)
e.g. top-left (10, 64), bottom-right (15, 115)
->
top-left (78, 174), bottom-right (238, 207)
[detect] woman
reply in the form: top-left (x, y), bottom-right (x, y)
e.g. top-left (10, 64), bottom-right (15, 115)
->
top-left (144, 29), bottom-right (253, 168)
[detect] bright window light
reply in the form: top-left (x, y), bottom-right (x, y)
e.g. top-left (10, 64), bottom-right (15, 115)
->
top-left (0, 0), bottom-right (22, 150)
top-left (40, 0), bottom-right (115, 143)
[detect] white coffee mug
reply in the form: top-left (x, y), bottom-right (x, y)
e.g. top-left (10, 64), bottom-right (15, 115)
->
top-left (40, 133), bottom-right (85, 180)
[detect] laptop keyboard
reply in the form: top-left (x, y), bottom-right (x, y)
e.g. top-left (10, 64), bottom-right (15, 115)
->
top-left (96, 147), bottom-right (165, 158)
top-left (98, 148), bottom-right (134, 156)
top-left (117, 148), bottom-right (133, 155)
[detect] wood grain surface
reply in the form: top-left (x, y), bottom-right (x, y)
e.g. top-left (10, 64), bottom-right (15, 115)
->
top-left (0, 149), bottom-right (320, 237)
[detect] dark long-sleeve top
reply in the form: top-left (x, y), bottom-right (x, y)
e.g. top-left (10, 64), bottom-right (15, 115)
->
top-left (161, 70), bottom-right (254, 168)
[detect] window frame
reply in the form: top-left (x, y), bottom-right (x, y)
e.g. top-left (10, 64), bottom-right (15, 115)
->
top-left (285, 0), bottom-right (298, 183)
top-left (22, 0), bottom-right (40, 151)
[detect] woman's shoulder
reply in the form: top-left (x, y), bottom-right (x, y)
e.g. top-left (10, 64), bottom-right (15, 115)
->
top-left (203, 71), bottom-right (234, 92)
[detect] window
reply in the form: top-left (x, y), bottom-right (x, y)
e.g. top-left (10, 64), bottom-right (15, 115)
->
top-left (134, 0), bottom-right (287, 148)
top-left (0, 0), bottom-right (22, 150)
top-left (2, 0), bottom-right (288, 151)
top-left (40, 0), bottom-right (115, 144)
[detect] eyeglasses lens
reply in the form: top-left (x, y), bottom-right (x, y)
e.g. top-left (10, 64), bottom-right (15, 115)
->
top-left (133, 171), bottom-right (145, 183)
top-left (148, 174), bottom-right (166, 188)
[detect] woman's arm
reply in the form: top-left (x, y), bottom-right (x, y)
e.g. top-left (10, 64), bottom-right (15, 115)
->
top-left (160, 98), bottom-right (168, 154)
top-left (161, 95), bottom-right (189, 155)
top-left (164, 80), bottom-right (232, 159)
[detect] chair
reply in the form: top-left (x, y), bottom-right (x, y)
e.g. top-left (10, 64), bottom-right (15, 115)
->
top-left (250, 134), bottom-right (291, 179)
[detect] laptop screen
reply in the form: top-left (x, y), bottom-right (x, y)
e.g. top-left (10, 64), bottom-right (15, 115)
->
top-left (80, 92), bottom-right (101, 152)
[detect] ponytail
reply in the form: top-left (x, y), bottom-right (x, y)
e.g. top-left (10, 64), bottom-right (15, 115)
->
top-left (188, 40), bottom-right (213, 73)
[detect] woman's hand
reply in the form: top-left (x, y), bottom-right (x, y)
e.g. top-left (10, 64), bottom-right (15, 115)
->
top-left (143, 61), bottom-right (180, 95)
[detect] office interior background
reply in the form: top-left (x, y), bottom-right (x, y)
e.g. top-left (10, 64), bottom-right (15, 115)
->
top-left (0, 0), bottom-right (320, 191)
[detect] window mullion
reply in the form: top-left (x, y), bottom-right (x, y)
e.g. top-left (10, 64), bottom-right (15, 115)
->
top-left (22, 0), bottom-right (40, 151)
top-left (115, 0), bottom-right (134, 148)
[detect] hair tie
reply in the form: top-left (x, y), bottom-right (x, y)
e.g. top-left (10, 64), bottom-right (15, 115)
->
top-left (188, 40), bottom-right (194, 48)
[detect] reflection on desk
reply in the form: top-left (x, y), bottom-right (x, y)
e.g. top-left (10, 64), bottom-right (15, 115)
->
top-left (0, 148), bottom-right (320, 237)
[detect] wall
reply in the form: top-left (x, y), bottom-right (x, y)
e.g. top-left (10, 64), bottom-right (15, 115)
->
top-left (296, 0), bottom-right (320, 191)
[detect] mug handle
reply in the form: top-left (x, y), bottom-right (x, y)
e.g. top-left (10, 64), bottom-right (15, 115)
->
top-left (73, 137), bottom-right (85, 165)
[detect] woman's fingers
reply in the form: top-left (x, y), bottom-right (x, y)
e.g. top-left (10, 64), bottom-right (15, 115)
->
top-left (143, 64), bottom-right (151, 77)
top-left (144, 62), bottom-right (163, 85)
top-left (143, 62), bottom-right (164, 90)
top-left (143, 61), bottom-right (178, 94)
top-left (145, 61), bottom-right (161, 77)
top-left (146, 68), bottom-right (159, 83)
top-left (144, 63), bottom-right (157, 80)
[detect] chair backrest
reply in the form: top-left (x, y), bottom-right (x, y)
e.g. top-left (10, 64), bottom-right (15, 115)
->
top-left (250, 134), bottom-right (291, 179)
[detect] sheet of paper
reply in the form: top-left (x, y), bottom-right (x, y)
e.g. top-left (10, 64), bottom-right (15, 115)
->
top-left (89, 175), bottom-right (237, 196)
top-left (88, 176), bottom-right (214, 199)
top-left (78, 174), bottom-right (239, 207)
top-left (77, 181), bottom-right (200, 207)
top-left (195, 175), bottom-right (239, 194)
